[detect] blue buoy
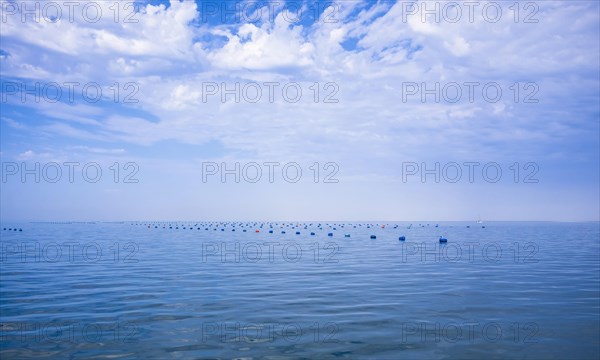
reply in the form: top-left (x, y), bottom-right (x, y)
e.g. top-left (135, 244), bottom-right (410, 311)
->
top-left (295, 231), bottom-right (300, 235)
top-left (269, 230), bottom-right (273, 233)
top-left (370, 235), bottom-right (376, 239)
top-left (399, 236), bottom-right (406, 241)
top-left (328, 233), bottom-right (333, 236)
top-left (310, 232), bottom-right (315, 235)
top-left (439, 236), bottom-right (447, 243)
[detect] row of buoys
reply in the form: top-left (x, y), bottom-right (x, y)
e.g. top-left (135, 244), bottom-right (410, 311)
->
top-left (132, 222), bottom-right (448, 228)
top-left (3, 228), bottom-right (23, 231)
top-left (131, 222), bottom-right (484, 232)
top-left (137, 223), bottom-right (451, 242)
top-left (131, 222), bottom-right (460, 243)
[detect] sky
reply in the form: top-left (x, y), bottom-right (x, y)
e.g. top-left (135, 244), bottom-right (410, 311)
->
top-left (0, 0), bottom-right (599, 222)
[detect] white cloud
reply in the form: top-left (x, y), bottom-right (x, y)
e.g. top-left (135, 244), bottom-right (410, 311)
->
top-left (0, 0), bottom-right (598, 165)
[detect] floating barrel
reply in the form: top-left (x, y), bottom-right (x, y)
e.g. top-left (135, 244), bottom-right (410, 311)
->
top-left (399, 236), bottom-right (406, 241)
top-left (328, 233), bottom-right (333, 236)
top-left (370, 235), bottom-right (376, 239)
top-left (439, 236), bottom-right (447, 243)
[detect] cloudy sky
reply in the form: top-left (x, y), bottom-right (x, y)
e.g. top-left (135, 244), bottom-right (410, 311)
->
top-left (1, 0), bottom-right (598, 221)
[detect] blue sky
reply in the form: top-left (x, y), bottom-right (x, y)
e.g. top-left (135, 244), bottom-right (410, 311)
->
top-left (0, 0), bottom-right (599, 221)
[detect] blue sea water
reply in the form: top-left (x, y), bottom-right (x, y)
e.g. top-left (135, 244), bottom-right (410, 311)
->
top-left (0, 221), bottom-right (598, 359)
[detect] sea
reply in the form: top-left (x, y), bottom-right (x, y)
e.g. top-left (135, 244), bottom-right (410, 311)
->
top-left (0, 221), bottom-right (598, 359)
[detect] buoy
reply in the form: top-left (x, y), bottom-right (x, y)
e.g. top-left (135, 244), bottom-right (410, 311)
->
top-left (328, 233), bottom-right (333, 236)
top-left (310, 232), bottom-right (315, 235)
top-left (370, 235), bottom-right (376, 239)
top-left (255, 230), bottom-right (260, 233)
top-left (19, 229), bottom-right (22, 232)
top-left (344, 234), bottom-right (350, 237)
top-left (295, 231), bottom-right (300, 235)
top-left (282, 231), bottom-right (286, 234)
top-left (243, 229), bottom-right (247, 232)
top-left (269, 230), bottom-right (273, 233)
top-left (399, 236), bottom-right (406, 241)
top-left (439, 236), bottom-right (447, 243)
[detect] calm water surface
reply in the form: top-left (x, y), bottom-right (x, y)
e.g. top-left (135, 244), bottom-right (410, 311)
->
top-left (1, 222), bottom-right (598, 359)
